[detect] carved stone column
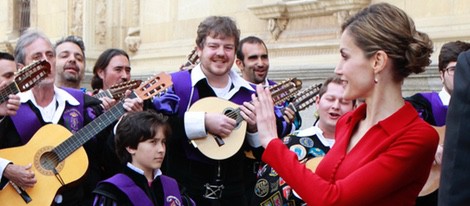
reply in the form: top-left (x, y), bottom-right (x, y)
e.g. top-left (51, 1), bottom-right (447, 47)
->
top-left (71, 0), bottom-right (83, 36)
top-left (124, 0), bottom-right (141, 53)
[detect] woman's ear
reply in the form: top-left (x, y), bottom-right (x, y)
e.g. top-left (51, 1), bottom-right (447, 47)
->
top-left (371, 50), bottom-right (388, 74)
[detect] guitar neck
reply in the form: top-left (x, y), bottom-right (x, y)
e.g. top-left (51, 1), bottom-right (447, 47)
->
top-left (52, 92), bottom-right (137, 161)
top-left (93, 90), bottom-right (113, 99)
top-left (0, 82), bottom-right (20, 104)
top-left (284, 94), bottom-right (315, 113)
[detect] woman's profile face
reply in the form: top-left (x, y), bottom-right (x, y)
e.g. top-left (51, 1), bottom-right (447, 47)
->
top-left (334, 30), bottom-right (375, 101)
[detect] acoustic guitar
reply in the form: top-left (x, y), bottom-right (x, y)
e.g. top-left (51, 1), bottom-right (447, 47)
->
top-left (93, 79), bottom-right (143, 100)
top-left (189, 78), bottom-right (302, 160)
top-left (283, 83), bottom-right (323, 113)
top-left (0, 60), bottom-right (50, 104)
top-left (0, 72), bottom-right (172, 205)
top-left (419, 125), bottom-right (445, 196)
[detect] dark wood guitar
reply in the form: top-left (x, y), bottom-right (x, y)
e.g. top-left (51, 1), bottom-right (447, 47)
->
top-left (0, 60), bottom-right (51, 104)
top-left (419, 125), bottom-right (445, 196)
top-left (189, 78), bottom-right (302, 160)
top-left (93, 79), bottom-right (143, 100)
top-left (0, 72), bottom-right (172, 206)
top-left (283, 83), bottom-right (323, 113)
top-left (179, 47), bottom-right (199, 71)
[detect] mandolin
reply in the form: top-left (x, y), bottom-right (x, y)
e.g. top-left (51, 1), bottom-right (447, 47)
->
top-left (0, 60), bottom-right (51, 104)
top-left (189, 78), bottom-right (303, 160)
top-left (0, 72), bottom-right (172, 206)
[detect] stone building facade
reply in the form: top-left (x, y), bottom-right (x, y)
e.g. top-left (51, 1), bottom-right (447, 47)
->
top-left (1, 0), bottom-right (469, 127)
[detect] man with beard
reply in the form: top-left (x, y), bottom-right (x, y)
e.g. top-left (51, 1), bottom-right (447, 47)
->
top-left (235, 36), bottom-right (299, 203)
top-left (54, 35), bottom-right (86, 90)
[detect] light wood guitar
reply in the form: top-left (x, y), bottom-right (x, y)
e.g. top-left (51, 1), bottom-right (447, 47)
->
top-left (189, 78), bottom-right (302, 160)
top-left (306, 156), bottom-right (324, 172)
top-left (93, 79), bottom-right (143, 100)
top-left (283, 83), bottom-right (323, 113)
top-left (419, 125), bottom-right (445, 196)
top-left (0, 72), bottom-right (172, 205)
top-left (0, 60), bottom-right (50, 104)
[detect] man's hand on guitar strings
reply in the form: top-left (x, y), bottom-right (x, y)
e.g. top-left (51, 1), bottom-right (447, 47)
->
top-left (0, 94), bottom-right (20, 116)
top-left (205, 112), bottom-right (236, 137)
top-left (283, 107), bottom-right (296, 124)
top-left (240, 102), bottom-right (257, 133)
top-left (3, 163), bottom-right (37, 188)
top-left (123, 90), bottom-right (143, 112)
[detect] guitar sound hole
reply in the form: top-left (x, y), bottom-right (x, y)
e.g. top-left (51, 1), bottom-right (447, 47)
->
top-left (39, 151), bottom-right (60, 171)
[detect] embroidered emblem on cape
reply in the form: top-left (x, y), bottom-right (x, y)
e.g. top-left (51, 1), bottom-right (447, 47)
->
top-left (282, 185), bottom-right (292, 199)
top-left (289, 144), bottom-right (307, 160)
top-left (279, 177), bottom-right (286, 186)
top-left (254, 178), bottom-right (269, 197)
top-left (257, 164), bottom-right (268, 178)
top-left (166, 195), bottom-right (182, 206)
top-left (269, 167), bottom-right (278, 176)
top-left (270, 178), bottom-right (279, 193)
top-left (299, 137), bottom-right (314, 148)
top-left (260, 191), bottom-right (282, 206)
top-left (282, 135), bottom-right (291, 144)
top-left (63, 108), bottom-right (82, 133)
top-left (308, 147), bottom-right (325, 157)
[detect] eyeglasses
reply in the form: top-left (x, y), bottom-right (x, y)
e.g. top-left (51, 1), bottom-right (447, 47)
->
top-left (444, 66), bottom-right (455, 76)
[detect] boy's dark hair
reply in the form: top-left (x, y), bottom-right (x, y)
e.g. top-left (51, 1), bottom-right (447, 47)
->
top-left (115, 111), bottom-right (171, 164)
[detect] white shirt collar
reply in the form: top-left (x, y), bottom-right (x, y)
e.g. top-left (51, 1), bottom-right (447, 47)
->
top-left (438, 87), bottom-right (451, 106)
top-left (18, 86), bottom-right (80, 123)
top-left (190, 63), bottom-right (254, 99)
top-left (127, 162), bottom-right (162, 180)
top-left (18, 86), bottom-right (80, 105)
top-left (293, 126), bottom-right (335, 148)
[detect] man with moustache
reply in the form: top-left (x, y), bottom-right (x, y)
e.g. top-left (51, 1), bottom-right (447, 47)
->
top-left (152, 16), bottom-right (268, 205)
top-left (54, 35), bottom-right (86, 90)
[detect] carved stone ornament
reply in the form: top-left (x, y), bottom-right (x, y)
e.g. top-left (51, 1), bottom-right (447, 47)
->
top-left (125, 27), bottom-right (141, 52)
top-left (268, 18), bottom-right (289, 40)
top-left (248, 0), bottom-right (371, 40)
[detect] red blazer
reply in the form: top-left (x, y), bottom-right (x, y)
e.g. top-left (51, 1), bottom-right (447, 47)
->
top-left (263, 102), bottom-right (438, 206)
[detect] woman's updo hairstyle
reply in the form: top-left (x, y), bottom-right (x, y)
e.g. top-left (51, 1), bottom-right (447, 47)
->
top-left (341, 3), bottom-right (433, 82)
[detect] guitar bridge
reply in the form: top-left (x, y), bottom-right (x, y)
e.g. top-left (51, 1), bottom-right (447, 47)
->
top-left (212, 134), bottom-right (225, 146)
